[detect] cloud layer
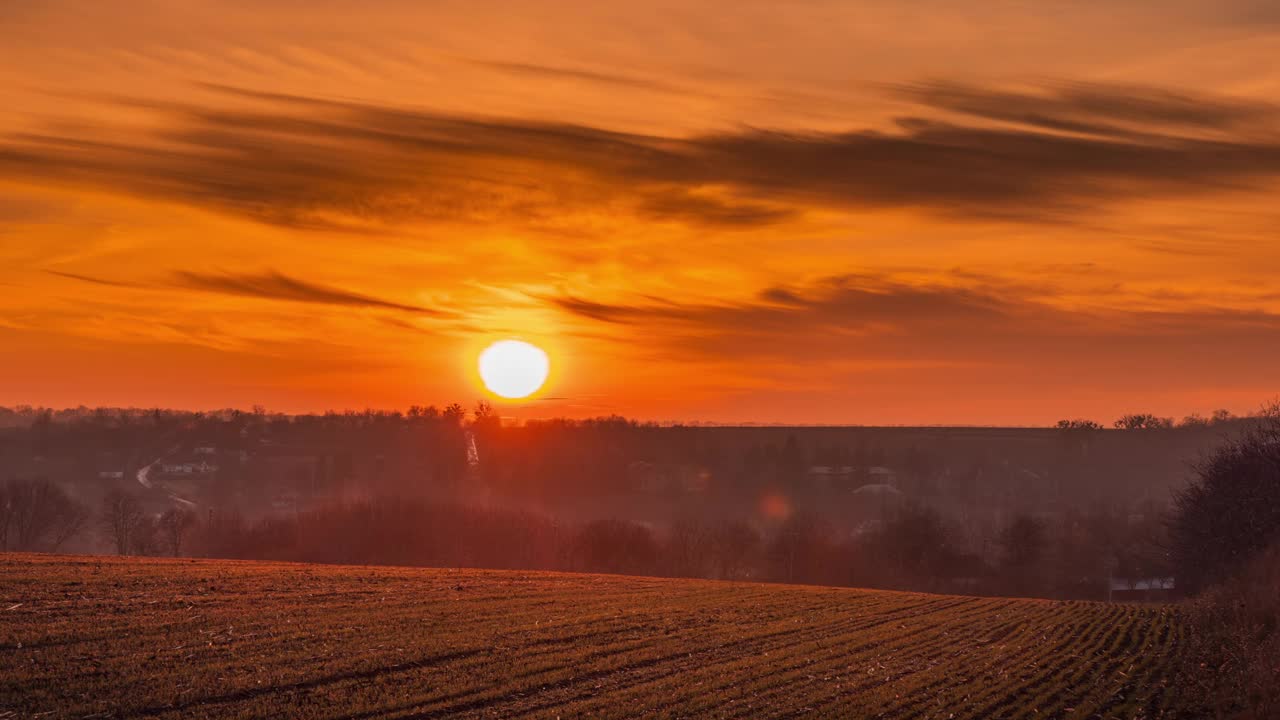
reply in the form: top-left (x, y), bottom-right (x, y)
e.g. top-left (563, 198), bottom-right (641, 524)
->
top-left (3, 82), bottom-right (1280, 233)
top-left (550, 273), bottom-right (1280, 388)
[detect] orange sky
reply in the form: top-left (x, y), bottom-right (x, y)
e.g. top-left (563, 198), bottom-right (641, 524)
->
top-left (3, 0), bottom-right (1280, 424)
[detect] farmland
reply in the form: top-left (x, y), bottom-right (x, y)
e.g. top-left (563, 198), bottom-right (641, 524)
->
top-left (1, 554), bottom-right (1184, 719)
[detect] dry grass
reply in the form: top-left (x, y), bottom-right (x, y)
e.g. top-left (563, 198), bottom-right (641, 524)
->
top-left (1174, 543), bottom-right (1280, 719)
top-left (0, 554), bottom-right (1186, 719)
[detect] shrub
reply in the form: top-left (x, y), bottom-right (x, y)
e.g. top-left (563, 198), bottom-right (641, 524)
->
top-left (1170, 408), bottom-right (1280, 594)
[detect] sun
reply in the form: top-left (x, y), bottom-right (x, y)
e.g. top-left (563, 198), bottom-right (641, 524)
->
top-left (478, 340), bottom-right (550, 399)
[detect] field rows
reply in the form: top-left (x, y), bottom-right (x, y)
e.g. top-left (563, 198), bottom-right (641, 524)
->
top-left (0, 554), bottom-right (1183, 718)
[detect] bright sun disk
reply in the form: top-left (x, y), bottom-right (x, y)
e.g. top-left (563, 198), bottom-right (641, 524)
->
top-left (478, 340), bottom-right (550, 399)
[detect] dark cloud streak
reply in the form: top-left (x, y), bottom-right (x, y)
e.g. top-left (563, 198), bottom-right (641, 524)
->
top-left (895, 80), bottom-right (1278, 138)
top-left (174, 270), bottom-right (440, 314)
top-left (44, 266), bottom-right (439, 314)
top-left (44, 269), bottom-right (135, 288)
top-left (5, 81), bottom-right (1280, 230)
top-left (554, 275), bottom-right (1017, 336)
top-left (468, 59), bottom-right (689, 95)
top-left (549, 274), bottom-right (1280, 373)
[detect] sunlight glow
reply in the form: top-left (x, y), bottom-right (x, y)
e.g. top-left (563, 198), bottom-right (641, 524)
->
top-left (478, 340), bottom-right (550, 399)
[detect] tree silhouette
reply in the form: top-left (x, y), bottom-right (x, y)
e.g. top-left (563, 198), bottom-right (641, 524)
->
top-left (1171, 408), bottom-right (1280, 593)
top-left (101, 490), bottom-right (144, 555)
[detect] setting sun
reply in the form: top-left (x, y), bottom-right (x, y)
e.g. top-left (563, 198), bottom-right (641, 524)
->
top-left (478, 340), bottom-right (550, 399)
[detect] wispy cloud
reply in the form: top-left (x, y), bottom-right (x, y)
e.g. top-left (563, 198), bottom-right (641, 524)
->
top-left (548, 273), bottom-right (1280, 376)
top-left (44, 269), bottom-right (135, 288)
top-left (468, 59), bottom-right (688, 95)
top-left (45, 266), bottom-right (440, 314)
top-left (894, 80), bottom-right (1278, 138)
top-left (174, 270), bottom-right (441, 314)
top-left (4, 81), bottom-right (1280, 233)
top-left (552, 274), bottom-right (1023, 344)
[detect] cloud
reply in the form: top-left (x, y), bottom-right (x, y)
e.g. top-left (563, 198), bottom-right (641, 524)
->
top-left (45, 266), bottom-right (439, 314)
top-left (468, 59), bottom-right (688, 95)
top-left (4, 81), bottom-right (1280, 231)
top-left (44, 269), bottom-right (136, 288)
top-left (634, 191), bottom-right (797, 227)
top-left (553, 275), bottom-right (1020, 340)
top-left (894, 80), bottom-right (1278, 138)
top-left (173, 270), bottom-right (440, 313)
top-left (548, 274), bottom-right (1280, 377)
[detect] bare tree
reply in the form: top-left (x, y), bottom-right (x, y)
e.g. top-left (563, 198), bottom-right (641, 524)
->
top-left (711, 521), bottom-right (761, 580)
top-left (1000, 515), bottom-right (1048, 568)
top-left (158, 508), bottom-right (197, 556)
top-left (132, 516), bottom-right (162, 557)
top-left (472, 401), bottom-right (499, 430)
top-left (0, 481), bottom-right (12, 551)
top-left (665, 518), bottom-right (713, 578)
top-left (443, 403), bottom-right (466, 426)
top-left (999, 514), bottom-right (1048, 594)
top-left (1056, 419), bottom-right (1102, 431)
top-left (0, 478), bottom-right (88, 551)
top-left (49, 501), bottom-right (88, 552)
top-left (101, 489), bottom-right (144, 555)
top-left (768, 512), bottom-right (839, 585)
top-left (570, 519), bottom-right (659, 575)
top-left (866, 504), bottom-right (953, 590)
top-left (1114, 413), bottom-right (1174, 430)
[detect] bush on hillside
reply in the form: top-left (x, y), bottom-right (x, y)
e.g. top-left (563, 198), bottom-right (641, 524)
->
top-left (1170, 408), bottom-right (1280, 594)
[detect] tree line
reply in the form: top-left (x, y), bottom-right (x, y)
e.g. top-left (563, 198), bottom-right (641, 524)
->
top-left (81, 489), bottom-right (1165, 600)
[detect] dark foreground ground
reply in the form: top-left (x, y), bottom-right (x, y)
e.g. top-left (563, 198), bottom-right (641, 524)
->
top-left (0, 554), bottom-right (1184, 719)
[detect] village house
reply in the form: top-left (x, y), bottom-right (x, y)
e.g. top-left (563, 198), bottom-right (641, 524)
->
top-left (1109, 577), bottom-right (1176, 602)
top-left (159, 455), bottom-right (219, 476)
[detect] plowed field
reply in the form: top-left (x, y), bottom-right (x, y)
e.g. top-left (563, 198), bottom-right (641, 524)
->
top-left (0, 554), bottom-right (1184, 718)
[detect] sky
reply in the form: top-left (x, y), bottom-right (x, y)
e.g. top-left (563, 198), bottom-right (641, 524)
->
top-left (2, 0), bottom-right (1280, 425)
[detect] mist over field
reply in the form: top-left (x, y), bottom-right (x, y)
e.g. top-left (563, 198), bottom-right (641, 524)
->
top-left (0, 405), bottom-right (1255, 597)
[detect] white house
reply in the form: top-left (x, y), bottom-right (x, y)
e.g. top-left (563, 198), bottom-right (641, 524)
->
top-left (160, 460), bottom-right (218, 475)
top-left (867, 466), bottom-right (897, 485)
